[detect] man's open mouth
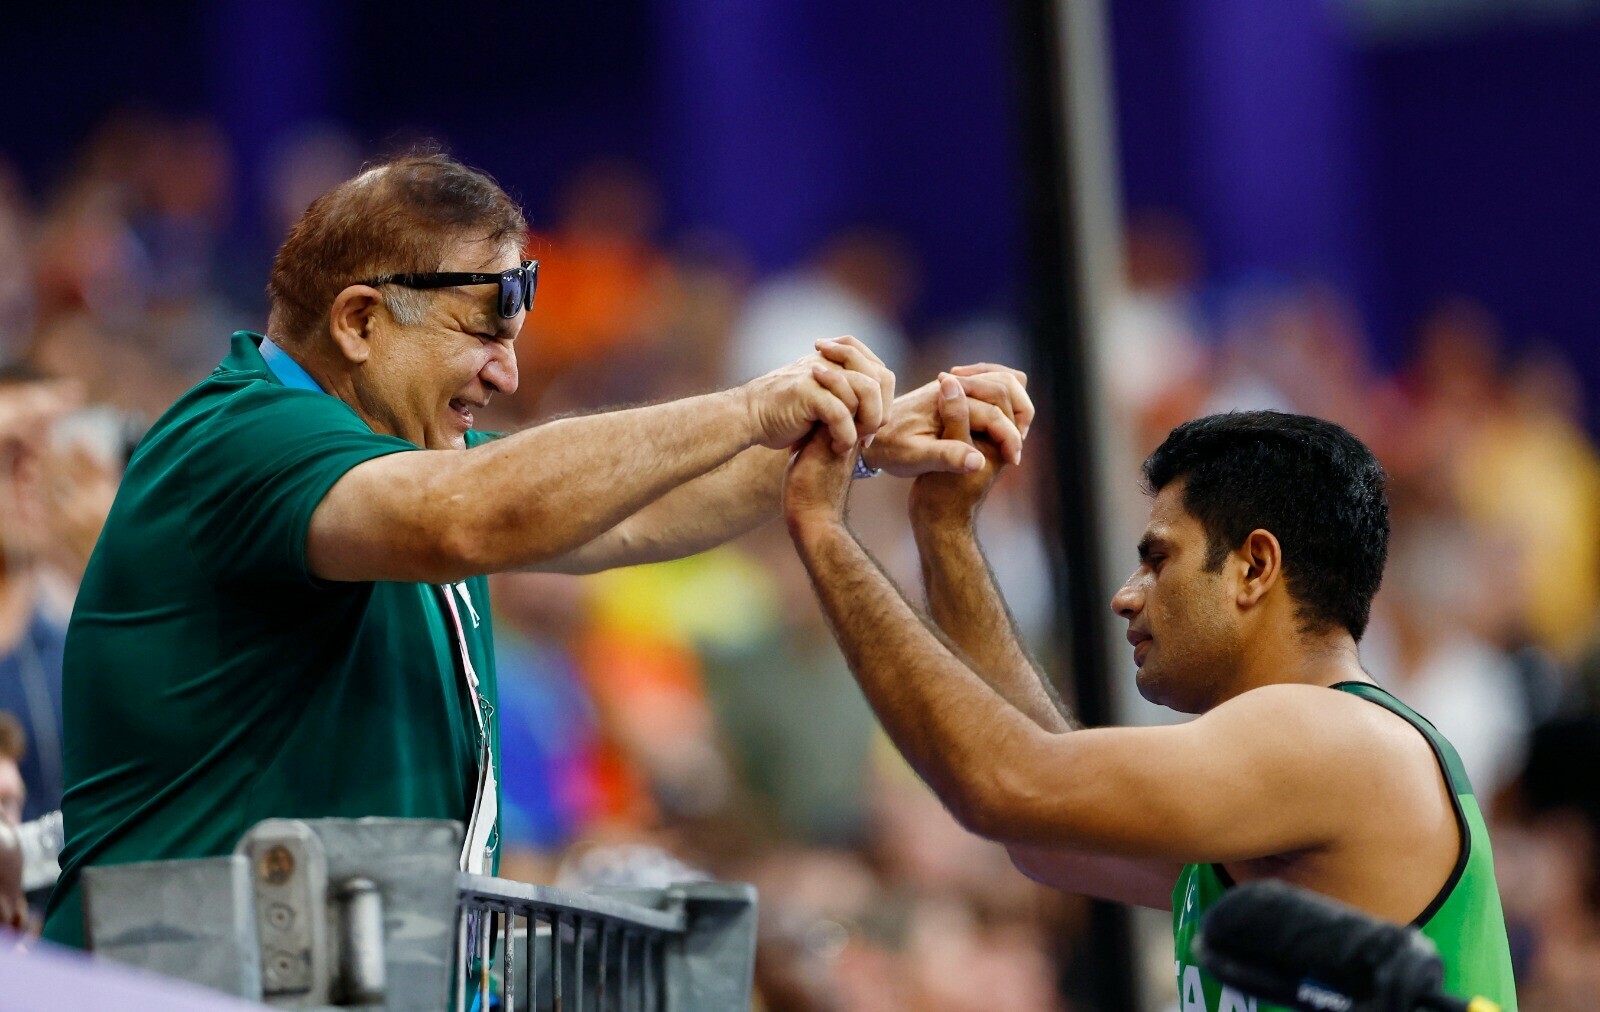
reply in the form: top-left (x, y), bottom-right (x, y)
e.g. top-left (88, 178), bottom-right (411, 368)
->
top-left (449, 399), bottom-right (475, 428)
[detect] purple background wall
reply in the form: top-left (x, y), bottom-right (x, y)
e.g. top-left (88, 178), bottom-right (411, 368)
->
top-left (6, 0), bottom-right (1600, 394)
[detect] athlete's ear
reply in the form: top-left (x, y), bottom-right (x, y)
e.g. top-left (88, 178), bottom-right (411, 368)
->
top-left (1236, 528), bottom-right (1282, 609)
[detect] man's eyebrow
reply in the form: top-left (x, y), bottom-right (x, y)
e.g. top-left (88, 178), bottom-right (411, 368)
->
top-left (1137, 532), bottom-right (1171, 560)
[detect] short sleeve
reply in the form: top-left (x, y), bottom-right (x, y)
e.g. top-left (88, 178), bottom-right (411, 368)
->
top-left (184, 387), bottom-right (419, 587)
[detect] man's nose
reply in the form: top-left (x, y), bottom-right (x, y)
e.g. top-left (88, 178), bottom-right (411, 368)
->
top-left (1111, 575), bottom-right (1142, 619)
top-left (484, 341), bottom-right (519, 397)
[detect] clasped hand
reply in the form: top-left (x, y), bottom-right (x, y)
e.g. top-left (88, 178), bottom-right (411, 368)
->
top-left (777, 345), bottom-right (1031, 532)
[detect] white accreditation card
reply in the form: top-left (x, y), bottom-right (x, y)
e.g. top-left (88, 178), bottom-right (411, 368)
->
top-left (438, 583), bottom-right (498, 874)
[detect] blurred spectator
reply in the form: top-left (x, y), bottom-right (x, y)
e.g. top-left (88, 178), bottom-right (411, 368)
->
top-left (1101, 210), bottom-right (1208, 451)
top-left (0, 365), bottom-right (76, 822)
top-left (0, 161), bottom-right (35, 361)
top-left (0, 712), bottom-right (25, 827)
top-left (488, 571), bottom-right (607, 852)
top-left (514, 161), bottom-right (674, 413)
top-left (700, 523), bottom-right (877, 846)
top-left (729, 227), bottom-right (917, 384)
top-left (1494, 717), bottom-right (1600, 1010)
top-left (1366, 514), bottom-right (1531, 800)
top-left (1454, 350), bottom-right (1600, 660)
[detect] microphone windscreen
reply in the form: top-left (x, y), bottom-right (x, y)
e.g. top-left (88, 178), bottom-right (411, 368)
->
top-left (1194, 880), bottom-right (1444, 1005)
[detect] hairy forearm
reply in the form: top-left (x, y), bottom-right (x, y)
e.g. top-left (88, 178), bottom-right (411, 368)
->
top-left (315, 389), bottom-right (759, 583)
top-left (913, 515), bottom-right (1075, 731)
top-left (531, 446), bottom-right (788, 575)
top-left (791, 519), bottom-right (1048, 831)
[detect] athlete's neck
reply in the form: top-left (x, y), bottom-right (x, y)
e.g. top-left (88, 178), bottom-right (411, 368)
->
top-left (1225, 628), bottom-right (1368, 706)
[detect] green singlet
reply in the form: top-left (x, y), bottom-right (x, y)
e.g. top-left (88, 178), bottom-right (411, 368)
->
top-left (43, 332), bottom-right (503, 948)
top-left (1170, 681), bottom-right (1518, 1011)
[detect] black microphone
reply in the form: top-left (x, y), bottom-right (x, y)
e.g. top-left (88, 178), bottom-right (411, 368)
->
top-left (1191, 880), bottom-right (1499, 1012)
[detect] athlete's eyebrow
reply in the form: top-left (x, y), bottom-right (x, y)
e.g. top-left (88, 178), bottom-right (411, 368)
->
top-left (1137, 532), bottom-right (1172, 562)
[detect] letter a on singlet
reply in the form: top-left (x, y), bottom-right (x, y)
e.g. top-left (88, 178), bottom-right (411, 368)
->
top-left (1219, 988), bottom-right (1257, 1012)
top-left (1181, 965), bottom-right (1206, 1012)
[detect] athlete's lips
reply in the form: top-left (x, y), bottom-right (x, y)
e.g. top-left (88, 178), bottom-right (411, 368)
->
top-left (1127, 629), bottom-right (1152, 667)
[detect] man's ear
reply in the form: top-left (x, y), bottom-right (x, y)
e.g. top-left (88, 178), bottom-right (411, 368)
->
top-left (327, 285), bottom-right (381, 365)
top-left (1236, 528), bottom-right (1283, 609)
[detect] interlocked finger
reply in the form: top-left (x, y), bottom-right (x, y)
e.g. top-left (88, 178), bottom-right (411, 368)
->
top-left (957, 372), bottom-right (1034, 437)
top-left (967, 397), bottom-right (1024, 465)
top-left (817, 337), bottom-right (896, 414)
top-left (808, 375), bottom-right (859, 452)
top-left (949, 362), bottom-right (1028, 384)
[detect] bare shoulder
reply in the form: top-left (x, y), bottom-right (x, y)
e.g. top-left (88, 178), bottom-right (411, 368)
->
top-left (1199, 681), bottom-right (1433, 776)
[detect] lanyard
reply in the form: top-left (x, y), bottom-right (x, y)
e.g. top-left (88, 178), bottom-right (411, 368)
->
top-left (258, 337), bottom-right (498, 871)
top-left (437, 583), bottom-right (498, 874)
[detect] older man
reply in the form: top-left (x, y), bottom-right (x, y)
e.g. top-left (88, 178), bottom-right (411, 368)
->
top-left (40, 153), bottom-right (1031, 948)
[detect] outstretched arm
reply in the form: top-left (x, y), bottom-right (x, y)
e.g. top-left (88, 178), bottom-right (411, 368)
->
top-left (527, 445), bottom-right (788, 574)
top-left (531, 349), bottom-right (1037, 576)
top-left (308, 339), bottom-right (894, 584)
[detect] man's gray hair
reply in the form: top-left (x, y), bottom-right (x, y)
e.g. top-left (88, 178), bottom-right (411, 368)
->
top-left (382, 286), bottom-right (432, 327)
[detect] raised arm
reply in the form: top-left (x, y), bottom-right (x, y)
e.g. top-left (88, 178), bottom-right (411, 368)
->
top-left (908, 373), bottom-right (1070, 731)
top-left (782, 429), bottom-right (1369, 869)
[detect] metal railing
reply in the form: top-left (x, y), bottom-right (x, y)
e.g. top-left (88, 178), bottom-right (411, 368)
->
top-left (83, 818), bottom-right (757, 1011)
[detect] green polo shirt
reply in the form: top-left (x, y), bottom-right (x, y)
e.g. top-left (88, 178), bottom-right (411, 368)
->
top-left (43, 332), bottom-right (501, 948)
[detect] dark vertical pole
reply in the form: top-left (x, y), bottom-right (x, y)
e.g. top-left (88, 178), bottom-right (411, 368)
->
top-left (1011, 1), bottom-right (1139, 1008)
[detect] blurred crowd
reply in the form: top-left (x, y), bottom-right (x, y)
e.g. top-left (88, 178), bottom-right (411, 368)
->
top-left (2, 112), bottom-right (1599, 1011)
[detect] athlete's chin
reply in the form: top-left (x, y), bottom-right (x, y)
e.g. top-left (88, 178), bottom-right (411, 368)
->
top-left (1135, 667), bottom-right (1202, 715)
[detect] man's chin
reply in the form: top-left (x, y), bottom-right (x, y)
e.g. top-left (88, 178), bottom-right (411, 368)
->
top-left (1135, 666), bottom-right (1190, 714)
top-left (420, 425), bottom-right (470, 451)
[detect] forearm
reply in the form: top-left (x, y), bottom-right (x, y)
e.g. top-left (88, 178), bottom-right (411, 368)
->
top-left (314, 389), bottom-right (759, 583)
top-left (791, 519), bottom-right (1048, 830)
top-left (530, 446), bottom-right (788, 575)
top-left (913, 515), bottom-right (1074, 731)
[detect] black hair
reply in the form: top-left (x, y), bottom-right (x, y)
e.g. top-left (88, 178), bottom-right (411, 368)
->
top-left (1142, 411), bottom-right (1389, 640)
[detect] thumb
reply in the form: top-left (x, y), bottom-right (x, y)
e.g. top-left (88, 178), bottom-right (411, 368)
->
top-left (938, 373), bottom-right (973, 443)
top-left (926, 437), bottom-right (987, 474)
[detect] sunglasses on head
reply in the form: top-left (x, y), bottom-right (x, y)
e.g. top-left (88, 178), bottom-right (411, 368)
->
top-left (359, 260), bottom-right (539, 319)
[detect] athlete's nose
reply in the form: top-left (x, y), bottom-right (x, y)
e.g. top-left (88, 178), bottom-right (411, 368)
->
top-left (1111, 573), bottom-right (1143, 620)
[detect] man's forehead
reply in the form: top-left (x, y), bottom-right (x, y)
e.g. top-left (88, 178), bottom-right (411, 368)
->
top-left (440, 240), bottom-right (521, 272)
top-left (1147, 480), bottom-right (1187, 524)
top-left (1139, 482), bottom-right (1202, 544)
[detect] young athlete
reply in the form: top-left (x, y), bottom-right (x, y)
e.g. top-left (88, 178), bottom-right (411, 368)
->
top-left (782, 384), bottom-right (1517, 1011)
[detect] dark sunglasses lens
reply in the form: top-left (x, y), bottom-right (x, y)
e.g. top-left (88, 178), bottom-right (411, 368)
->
top-left (500, 278), bottom-right (521, 318)
top-left (524, 265), bottom-right (538, 309)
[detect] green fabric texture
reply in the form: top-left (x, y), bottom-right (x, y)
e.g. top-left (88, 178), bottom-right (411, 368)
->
top-left (1170, 681), bottom-right (1518, 1011)
top-left (44, 332), bottom-right (502, 948)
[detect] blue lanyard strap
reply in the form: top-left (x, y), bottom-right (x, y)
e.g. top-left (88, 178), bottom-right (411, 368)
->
top-left (260, 337), bottom-right (325, 393)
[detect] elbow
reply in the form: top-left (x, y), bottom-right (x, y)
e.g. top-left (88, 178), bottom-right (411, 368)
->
top-left (944, 762), bottom-right (1033, 843)
top-left (430, 523), bottom-right (490, 583)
